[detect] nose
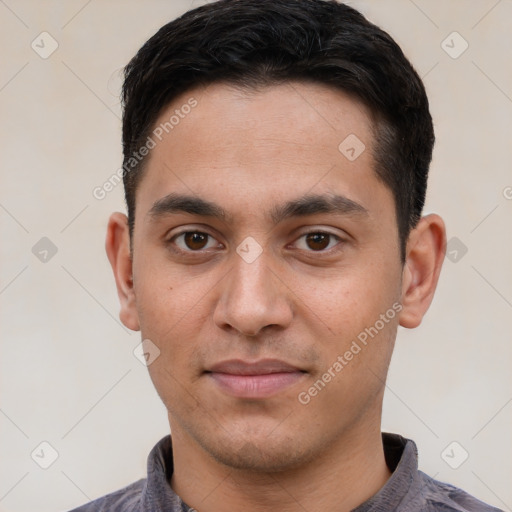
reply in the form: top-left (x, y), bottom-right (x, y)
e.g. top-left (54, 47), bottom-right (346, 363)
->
top-left (213, 250), bottom-right (293, 337)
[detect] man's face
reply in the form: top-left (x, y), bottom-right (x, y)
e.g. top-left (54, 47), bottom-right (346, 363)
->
top-left (129, 82), bottom-right (404, 470)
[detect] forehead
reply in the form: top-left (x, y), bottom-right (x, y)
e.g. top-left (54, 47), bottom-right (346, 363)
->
top-left (152, 81), bottom-right (374, 162)
top-left (134, 81), bottom-right (392, 226)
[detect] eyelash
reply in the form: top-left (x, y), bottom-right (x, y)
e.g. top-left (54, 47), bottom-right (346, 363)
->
top-left (167, 230), bottom-right (345, 255)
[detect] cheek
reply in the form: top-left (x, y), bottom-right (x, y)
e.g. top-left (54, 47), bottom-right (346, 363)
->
top-left (293, 264), bottom-right (400, 333)
top-left (137, 280), bottom-right (206, 410)
top-left (133, 251), bottom-right (211, 333)
top-left (133, 273), bottom-right (201, 368)
top-left (301, 315), bottom-right (397, 415)
top-left (290, 259), bottom-right (401, 386)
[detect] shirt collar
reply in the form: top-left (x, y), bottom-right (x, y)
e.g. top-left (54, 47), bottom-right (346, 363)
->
top-left (352, 433), bottom-right (421, 511)
top-left (141, 435), bottom-right (190, 511)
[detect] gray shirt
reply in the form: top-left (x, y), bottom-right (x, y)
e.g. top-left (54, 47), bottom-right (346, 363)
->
top-left (68, 433), bottom-right (502, 511)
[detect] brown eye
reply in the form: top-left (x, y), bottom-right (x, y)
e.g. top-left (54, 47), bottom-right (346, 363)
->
top-left (293, 231), bottom-right (342, 253)
top-left (184, 232), bottom-right (209, 250)
top-left (305, 233), bottom-right (331, 251)
top-left (172, 231), bottom-right (218, 252)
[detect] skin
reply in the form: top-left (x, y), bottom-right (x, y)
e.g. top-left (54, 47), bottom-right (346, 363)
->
top-left (106, 81), bottom-right (446, 511)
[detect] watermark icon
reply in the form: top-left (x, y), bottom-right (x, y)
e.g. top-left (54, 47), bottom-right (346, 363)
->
top-left (503, 186), bottom-right (512, 200)
top-left (32, 237), bottom-right (58, 263)
top-left (93, 97), bottom-right (198, 200)
top-left (441, 441), bottom-right (469, 469)
top-left (31, 31), bottom-right (59, 59)
top-left (338, 134), bottom-right (366, 162)
top-left (236, 236), bottom-right (263, 264)
top-left (298, 302), bottom-right (403, 405)
top-left (31, 441), bottom-right (59, 469)
top-left (133, 339), bottom-right (161, 366)
top-left (445, 236), bottom-right (468, 263)
top-left (441, 31), bottom-right (469, 60)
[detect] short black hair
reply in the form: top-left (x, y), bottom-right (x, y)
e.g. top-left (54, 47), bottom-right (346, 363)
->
top-left (122, 0), bottom-right (434, 261)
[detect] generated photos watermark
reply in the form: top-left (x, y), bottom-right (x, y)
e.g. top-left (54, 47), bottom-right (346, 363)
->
top-left (298, 302), bottom-right (403, 405)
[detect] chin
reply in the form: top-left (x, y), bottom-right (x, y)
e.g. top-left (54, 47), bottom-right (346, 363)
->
top-left (195, 429), bottom-right (317, 473)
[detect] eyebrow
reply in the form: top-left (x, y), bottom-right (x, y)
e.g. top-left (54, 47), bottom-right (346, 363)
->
top-left (269, 193), bottom-right (368, 224)
top-left (149, 193), bottom-right (231, 222)
top-left (148, 192), bottom-right (368, 224)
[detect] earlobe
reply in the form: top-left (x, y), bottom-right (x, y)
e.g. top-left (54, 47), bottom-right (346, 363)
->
top-left (105, 212), bottom-right (140, 331)
top-left (398, 214), bottom-right (446, 329)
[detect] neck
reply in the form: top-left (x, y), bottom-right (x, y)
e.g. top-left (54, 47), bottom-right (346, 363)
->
top-left (169, 418), bottom-right (392, 512)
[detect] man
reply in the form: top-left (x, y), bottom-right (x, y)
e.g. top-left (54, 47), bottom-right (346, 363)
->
top-left (70, 0), bottom-right (501, 510)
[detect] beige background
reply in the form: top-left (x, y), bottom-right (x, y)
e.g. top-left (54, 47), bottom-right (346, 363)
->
top-left (0, 1), bottom-right (511, 511)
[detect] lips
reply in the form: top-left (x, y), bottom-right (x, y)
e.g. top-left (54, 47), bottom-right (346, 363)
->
top-left (206, 359), bottom-right (306, 399)
top-left (208, 358), bottom-right (303, 375)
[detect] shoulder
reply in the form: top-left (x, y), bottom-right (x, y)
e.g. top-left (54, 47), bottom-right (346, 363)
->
top-left (416, 471), bottom-right (504, 512)
top-left (65, 478), bottom-right (146, 512)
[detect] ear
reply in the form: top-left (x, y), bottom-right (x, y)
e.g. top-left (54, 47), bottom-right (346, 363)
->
top-left (398, 214), bottom-right (446, 329)
top-left (105, 212), bottom-right (140, 331)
